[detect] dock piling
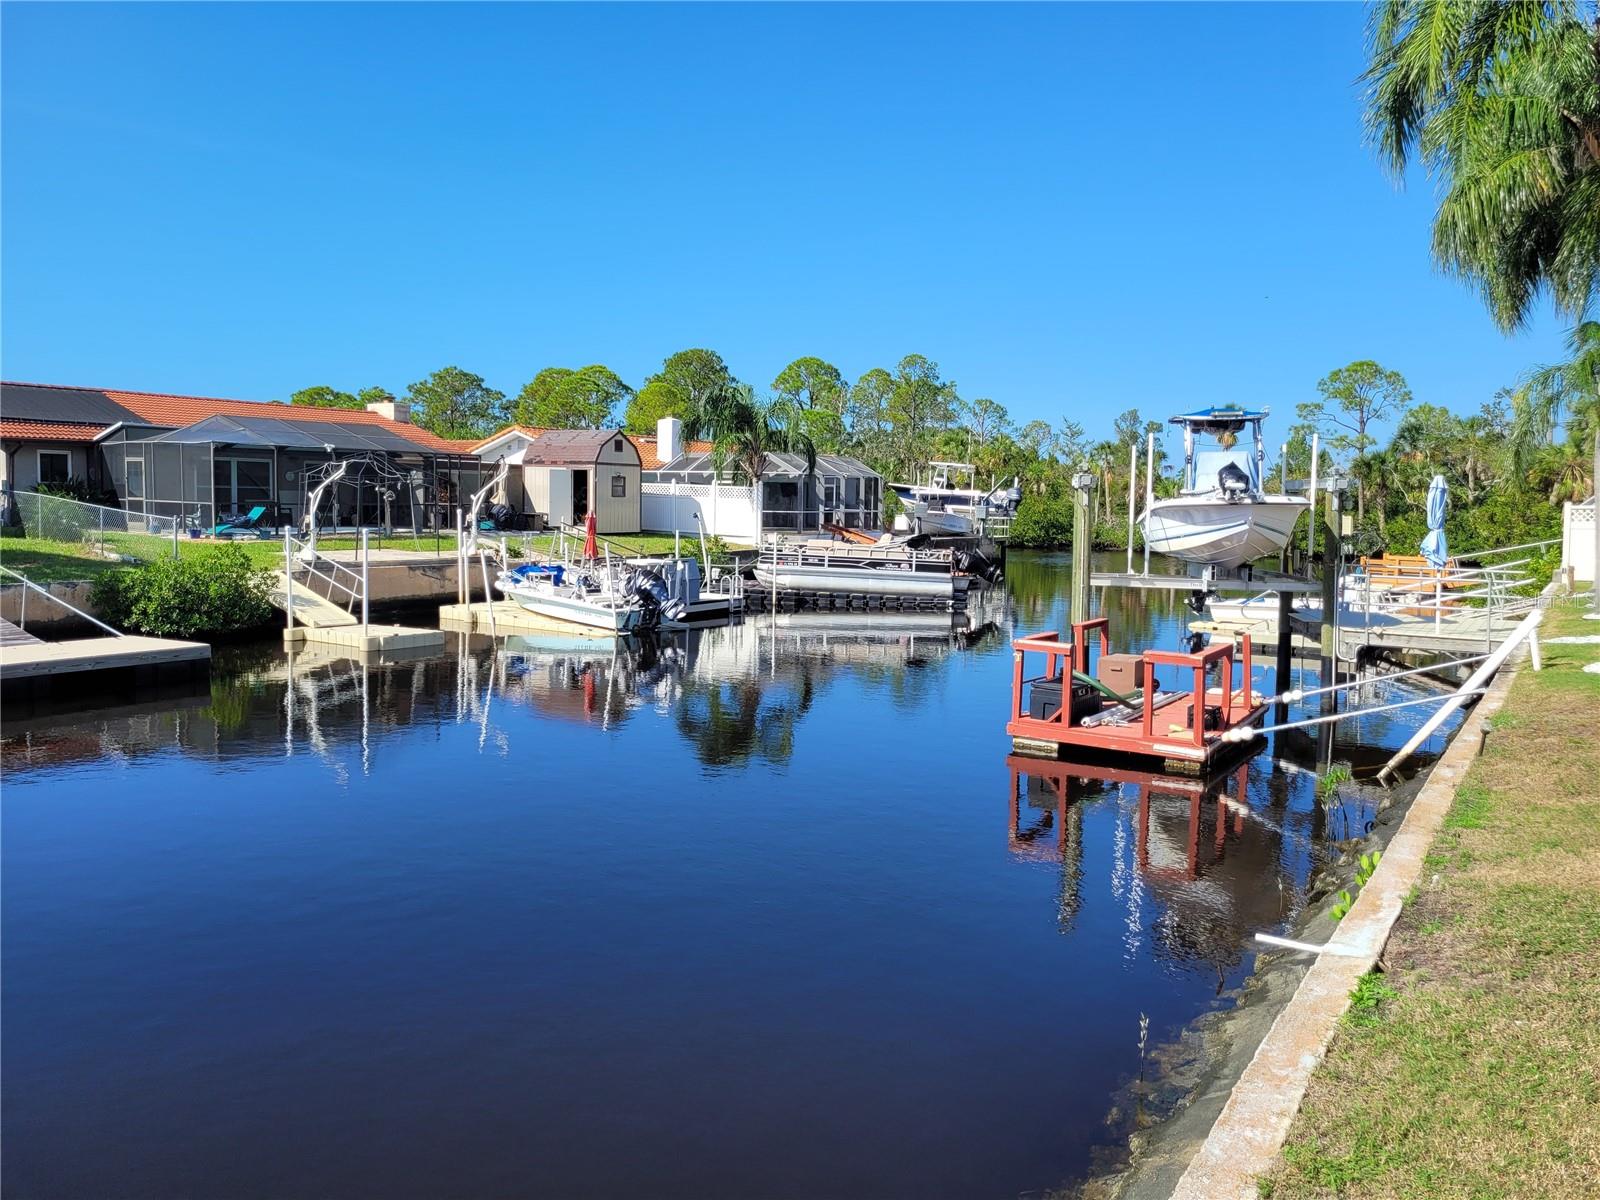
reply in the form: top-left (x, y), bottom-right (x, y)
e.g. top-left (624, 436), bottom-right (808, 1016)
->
top-left (1071, 471), bottom-right (1094, 626)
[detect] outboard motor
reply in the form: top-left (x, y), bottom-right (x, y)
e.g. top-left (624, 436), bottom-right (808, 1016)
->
top-left (1217, 461), bottom-right (1252, 500)
top-left (624, 567), bottom-right (683, 629)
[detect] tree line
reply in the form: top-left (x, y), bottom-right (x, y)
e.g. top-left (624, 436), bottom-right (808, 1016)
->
top-left (287, 332), bottom-right (1593, 558)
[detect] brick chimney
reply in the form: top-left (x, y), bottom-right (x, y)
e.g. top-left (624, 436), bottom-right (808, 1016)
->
top-left (657, 415), bottom-right (683, 465)
top-left (365, 393), bottom-right (410, 423)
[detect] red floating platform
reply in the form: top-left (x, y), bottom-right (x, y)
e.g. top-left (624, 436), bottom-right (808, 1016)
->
top-left (1006, 617), bottom-right (1268, 772)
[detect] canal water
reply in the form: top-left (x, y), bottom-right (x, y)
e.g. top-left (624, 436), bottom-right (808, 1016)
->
top-left (1, 553), bottom-right (1460, 1199)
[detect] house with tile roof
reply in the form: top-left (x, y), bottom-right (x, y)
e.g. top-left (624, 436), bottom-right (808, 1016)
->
top-left (0, 382), bottom-right (484, 531)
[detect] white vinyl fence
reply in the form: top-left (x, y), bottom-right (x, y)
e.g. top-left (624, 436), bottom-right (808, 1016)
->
top-left (1562, 497), bottom-right (1595, 583)
top-left (642, 480), bottom-right (761, 543)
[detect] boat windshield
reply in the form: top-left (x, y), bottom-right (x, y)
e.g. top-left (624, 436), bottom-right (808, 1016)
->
top-left (1185, 444), bottom-right (1260, 495)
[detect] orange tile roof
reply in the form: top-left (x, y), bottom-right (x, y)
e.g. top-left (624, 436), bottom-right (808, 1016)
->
top-left (1, 382), bottom-right (473, 455)
top-left (633, 434), bottom-right (714, 470)
top-left (0, 418), bottom-right (109, 441)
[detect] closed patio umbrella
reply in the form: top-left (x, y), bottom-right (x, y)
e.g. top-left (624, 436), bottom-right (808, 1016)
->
top-left (1419, 474), bottom-right (1448, 568)
top-left (583, 508), bottom-right (598, 561)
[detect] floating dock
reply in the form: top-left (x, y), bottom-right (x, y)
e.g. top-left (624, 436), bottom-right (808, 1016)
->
top-left (439, 601), bottom-right (621, 638)
top-left (1006, 617), bottom-right (1268, 772)
top-left (1, 633), bottom-right (210, 704)
top-left (273, 571), bottom-right (445, 653)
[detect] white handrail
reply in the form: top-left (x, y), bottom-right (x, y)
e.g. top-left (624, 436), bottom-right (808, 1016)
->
top-left (0, 565), bottom-right (125, 636)
top-left (1375, 602), bottom-right (1545, 784)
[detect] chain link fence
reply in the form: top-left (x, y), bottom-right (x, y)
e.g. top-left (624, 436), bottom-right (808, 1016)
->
top-left (10, 491), bottom-right (182, 565)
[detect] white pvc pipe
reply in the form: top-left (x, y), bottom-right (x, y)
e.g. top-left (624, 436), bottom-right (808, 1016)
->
top-left (1306, 432), bottom-right (1319, 572)
top-left (1126, 441), bottom-right (1137, 575)
top-left (284, 526), bottom-right (295, 634)
top-left (1376, 604), bottom-right (1544, 784)
top-left (480, 550), bottom-right (497, 639)
top-left (1142, 431), bottom-right (1155, 576)
top-left (1254, 933), bottom-right (1367, 958)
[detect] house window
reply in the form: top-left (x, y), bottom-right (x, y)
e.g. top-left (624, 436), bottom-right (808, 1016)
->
top-left (610, 473), bottom-right (627, 498)
top-left (613, 437), bottom-right (624, 453)
top-left (37, 450), bottom-right (71, 484)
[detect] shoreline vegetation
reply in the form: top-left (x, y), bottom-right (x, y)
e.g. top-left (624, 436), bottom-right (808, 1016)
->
top-left (1260, 599), bottom-right (1600, 1198)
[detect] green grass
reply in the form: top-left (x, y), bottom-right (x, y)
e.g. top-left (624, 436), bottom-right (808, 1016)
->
top-left (0, 530), bottom-right (462, 582)
top-left (1264, 598), bottom-right (1600, 1200)
top-left (2, 527), bottom-right (739, 585)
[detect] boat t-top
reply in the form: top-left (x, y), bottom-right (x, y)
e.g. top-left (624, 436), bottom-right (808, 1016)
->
top-left (1140, 407), bottom-right (1306, 571)
top-left (887, 462), bottom-right (1021, 538)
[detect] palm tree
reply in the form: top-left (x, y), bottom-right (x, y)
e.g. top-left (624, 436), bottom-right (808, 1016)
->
top-left (1512, 321), bottom-right (1600, 492)
top-left (1365, 1), bottom-right (1600, 332)
top-left (682, 382), bottom-right (819, 526)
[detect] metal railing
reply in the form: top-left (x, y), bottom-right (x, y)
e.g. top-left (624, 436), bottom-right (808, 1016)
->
top-left (0, 563), bottom-right (125, 637)
top-left (283, 528), bottom-right (369, 631)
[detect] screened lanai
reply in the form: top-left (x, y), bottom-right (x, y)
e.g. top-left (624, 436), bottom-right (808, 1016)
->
top-left (98, 412), bottom-right (483, 533)
top-left (643, 449), bottom-right (881, 533)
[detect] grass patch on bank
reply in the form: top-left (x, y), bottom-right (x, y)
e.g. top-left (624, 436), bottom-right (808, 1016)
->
top-left (2, 527), bottom-right (742, 585)
top-left (1264, 598), bottom-right (1600, 1200)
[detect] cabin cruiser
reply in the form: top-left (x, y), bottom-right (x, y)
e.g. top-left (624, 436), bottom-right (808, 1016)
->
top-left (1141, 408), bottom-right (1306, 570)
top-left (887, 462), bottom-right (1021, 537)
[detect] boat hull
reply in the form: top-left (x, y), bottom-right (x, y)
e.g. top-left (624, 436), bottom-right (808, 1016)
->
top-left (912, 508), bottom-right (976, 536)
top-left (751, 563), bottom-right (955, 599)
top-left (1142, 497), bottom-right (1306, 568)
top-left (497, 582), bottom-right (643, 632)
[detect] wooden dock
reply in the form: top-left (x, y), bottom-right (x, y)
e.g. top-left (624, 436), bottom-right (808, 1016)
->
top-left (1, 634), bottom-right (210, 703)
top-left (1, 617), bottom-right (43, 648)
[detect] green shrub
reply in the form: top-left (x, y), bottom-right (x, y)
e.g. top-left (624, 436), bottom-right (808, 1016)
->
top-left (29, 492), bottom-right (96, 542)
top-left (92, 544), bottom-right (274, 638)
top-left (682, 534), bottom-right (735, 565)
top-left (1008, 493), bottom-right (1072, 548)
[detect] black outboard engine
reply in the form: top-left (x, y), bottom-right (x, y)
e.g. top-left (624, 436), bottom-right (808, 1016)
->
top-left (957, 548), bottom-right (1005, 584)
top-left (624, 567), bottom-right (683, 630)
top-left (488, 502), bottom-right (517, 530)
top-left (1217, 461), bottom-right (1252, 499)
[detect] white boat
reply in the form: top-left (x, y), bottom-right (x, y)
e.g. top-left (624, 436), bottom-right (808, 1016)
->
top-left (751, 538), bottom-right (963, 602)
top-left (1141, 408), bottom-right (1307, 570)
top-left (495, 562), bottom-right (652, 632)
top-left (888, 462), bottom-right (1021, 538)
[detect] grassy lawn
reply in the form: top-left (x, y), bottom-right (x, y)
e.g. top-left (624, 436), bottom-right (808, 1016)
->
top-left (0, 531), bottom-right (463, 581)
top-left (1, 528), bottom-right (742, 584)
top-left (0, 536), bottom-right (128, 583)
top-left (1262, 597), bottom-right (1600, 1200)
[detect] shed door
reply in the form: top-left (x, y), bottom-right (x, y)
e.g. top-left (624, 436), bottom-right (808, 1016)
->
top-left (572, 469), bottom-right (589, 521)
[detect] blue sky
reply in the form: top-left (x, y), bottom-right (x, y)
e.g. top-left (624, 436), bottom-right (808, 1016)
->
top-left (0, 2), bottom-right (1573, 445)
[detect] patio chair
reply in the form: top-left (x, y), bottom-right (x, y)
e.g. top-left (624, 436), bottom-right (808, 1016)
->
top-left (213, 505), bottom-right (269, 538)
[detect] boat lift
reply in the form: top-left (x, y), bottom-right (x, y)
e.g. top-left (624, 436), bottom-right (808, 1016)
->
top-left (1006, 617), bottom-right (1269, 771)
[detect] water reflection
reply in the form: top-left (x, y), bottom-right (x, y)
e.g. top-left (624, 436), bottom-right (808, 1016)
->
top-left (1007, 754), bottom-right (1301, 980)
top-left (0, 554), bottom-right (1464, 1200)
